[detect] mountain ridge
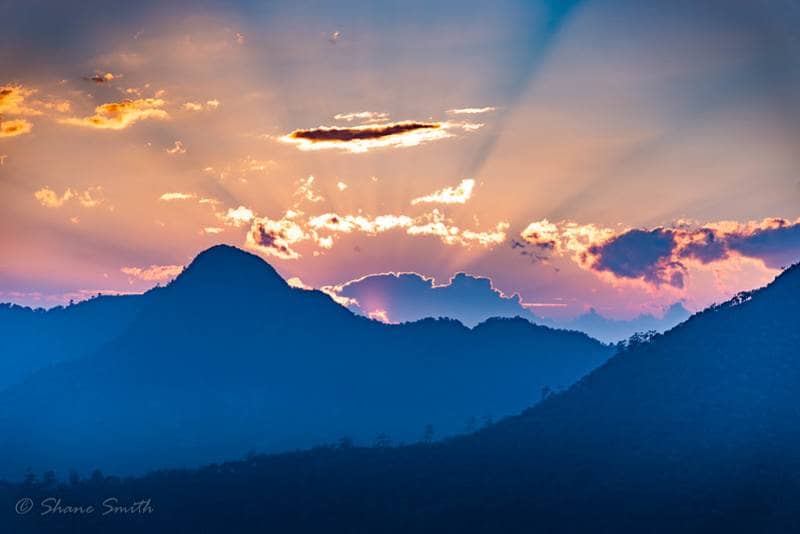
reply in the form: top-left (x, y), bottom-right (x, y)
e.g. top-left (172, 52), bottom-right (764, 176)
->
top-left (3, 264), bottom-right (796, 533)
top-left (0, 246), bottom-right (613, 478)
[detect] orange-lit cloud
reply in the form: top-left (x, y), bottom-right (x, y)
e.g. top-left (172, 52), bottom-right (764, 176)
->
top-left (166, 140), bottom-right (186, 154)
top-left (0, 85), bottom-right (41, 116)
top-left (84, 72), bottom-right (117, 84)
top-left (159, 192), bottom-right (195, 201)
top-left (34, 186), bottom-right (103, 208)
top-left (121, 264), bottom-right (183, 282)
top-left (183, 99), bottom-right (219, 111)
top-left (411, 178), bottom-right (475, 205)
top-left (278, 120), bottom-right (479, 153)
top-left (34, 187), bottom-right (73, 208)
top-left (59, 98), bottom-right (168, 130)
top-left (0, 119), bottom-right (32, 138)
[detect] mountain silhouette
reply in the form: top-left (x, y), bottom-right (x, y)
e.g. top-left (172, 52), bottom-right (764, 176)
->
top-left (0, 245), bottom-right (612, 478)
top-left (0, 294), bottom-right (145, 390)
top-left (331, 270), bottom-right (691, 343)
top-left (547, 301), bottom-right (691, 343)
top-left (5, 261), bottom-right (796, 533)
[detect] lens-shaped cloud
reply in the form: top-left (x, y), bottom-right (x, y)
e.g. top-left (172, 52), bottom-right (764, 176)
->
top-left (278, 120), bottom-right (480, 153)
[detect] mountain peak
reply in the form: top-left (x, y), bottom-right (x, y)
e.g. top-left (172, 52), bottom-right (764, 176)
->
top-left (171, 244), bottom-right (287, 292)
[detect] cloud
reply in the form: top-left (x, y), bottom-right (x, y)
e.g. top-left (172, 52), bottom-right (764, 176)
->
top-left (520, 217), bottom-right (800, 288)
top-left (75, 187), bottom-right (104, 207)
top-left (334, 111), bottom-right (389, 123)
top-left (202, 227), bottom-right (223, 235)
top-left (246, 214), bottom-right (308, 260)
top-left (308, 213), bottom-right (414, 234)
top-left (183, 99), bottom-right (219, 111)
top-left (84, 72), bottom-right (117, 84)
top-left (34, 186), bottom-right (103, 208)
top-left (59, 98), bottom-right (168, 130)
top-left (34, 187), bottom-right (73, 208)
top-left (520, 219), bottom-right (561, 250)
top-left (286, 276), bottom-right (311, 290)
top-left (405, 209), bottom-right (508, 246)
top-left (166, 140), bottom-right (186, 154)
top-left (294, 175), bottom-right (324, 203)
top-left (309, 208), bottom-right (508, 248)
top-left (367, 309), bottom-right (392, 323)
top-left (159, 192), bottom-right (195, 201)
top-left (721, 218), bottom-right (800, 269)
top-left (336, 181), bottom-right (348, 191)
top-left (0, 119), bottom-right (32, 138)
top-left (278, 120), bottom-right (479, 153)
top-left (222, 206), bottom-right (255, 227)
top-left (237, 202), bottom-right (508, 261)
top-left (0, 85), bottom-right (41, 116)
top-left (327, 271), bottom-right (530, 327)
top-left (328, 31), bottom-right (341, 44)
top-left (121, 264), bottom-right (183, 282)
top-left (202, 156), bottom-right (275, 181)
top-left (411, 179), bottom-right (475, 205)
top-left (446, 106), bottom-right (496, 115)
top-left (589, 228), bottom-right (685, 288)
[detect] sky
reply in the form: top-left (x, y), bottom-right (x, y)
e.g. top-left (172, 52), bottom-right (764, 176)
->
top-left (1, 0), bottom-right (799, 320)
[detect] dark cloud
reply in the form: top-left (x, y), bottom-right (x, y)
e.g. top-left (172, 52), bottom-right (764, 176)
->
top-left (678, 228), bottom-right (729, 264)
top-left (585, 220), bottom-right (800, 287)
top-left (286, 121), bottom-right (440, 143)
top-left (84, 73), bottom-right (115, 83)
top-left (727, 220), bottom-right (800, 269)
top-left (245, 217), bottom-right (306, 260)
top-left (588, 228), bottom-right (685, 288)
top-left (331, 272), bottom-right (526, 328)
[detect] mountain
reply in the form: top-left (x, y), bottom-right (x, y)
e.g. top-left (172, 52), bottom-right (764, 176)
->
top-left (0, 245), bottom-right (612, 478)
top-left (5, 262), bottom-right (796, 533)
top-left (549, 301), bottom-right (692, 343)
top-left (331, 270), bottom-right (691, 343)
top-left (0, 295), bottom-right (145, 391)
